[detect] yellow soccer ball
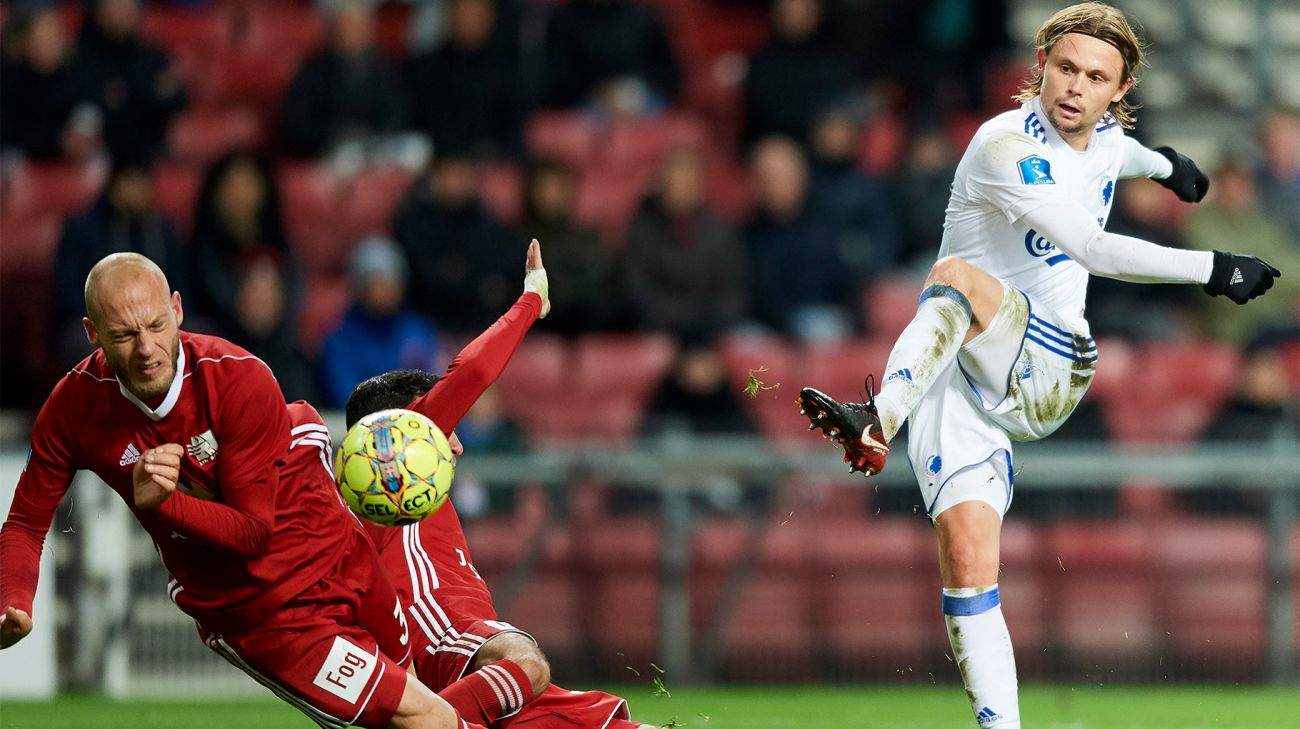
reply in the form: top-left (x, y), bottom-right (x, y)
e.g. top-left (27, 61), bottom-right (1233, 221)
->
top-left (335, 408), bottom-right (454, 526)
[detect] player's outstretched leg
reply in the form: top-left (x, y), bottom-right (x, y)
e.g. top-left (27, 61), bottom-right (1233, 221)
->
top-left (437, 632), bottom-right (549, 724)
top-left (871, 257), bottom-right (1004, 441)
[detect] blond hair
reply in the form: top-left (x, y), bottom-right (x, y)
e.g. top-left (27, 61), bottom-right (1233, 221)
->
top-left (1014, 2), bottom-right (1146, 129)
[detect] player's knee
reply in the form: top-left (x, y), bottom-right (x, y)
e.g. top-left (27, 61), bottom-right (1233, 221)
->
top-left (476, 632), bottom-right (550, 695)
top-left (941, 535), bottom-right (997, 586)
top-left (928, 256), bottom-right (971, 285)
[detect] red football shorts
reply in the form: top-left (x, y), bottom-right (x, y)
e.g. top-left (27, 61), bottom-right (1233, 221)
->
top-left (198, 527), bottom-right (413, 729)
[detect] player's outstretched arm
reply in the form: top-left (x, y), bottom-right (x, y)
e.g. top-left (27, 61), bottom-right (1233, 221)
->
top-left (1118, 137), bottom-right (1209, 203)
top-left (0, 606), bottom-right (33, 649)
top-left (523, 238), bottom-right (550, 319)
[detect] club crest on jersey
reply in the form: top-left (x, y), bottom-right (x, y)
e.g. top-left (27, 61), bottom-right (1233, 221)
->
top-left (1017, 155), bottom-right (1054, 185)
top-left (187, 430), bottom-right (219, 465)
top-left (1101, 179), bottom-right (1114, 206)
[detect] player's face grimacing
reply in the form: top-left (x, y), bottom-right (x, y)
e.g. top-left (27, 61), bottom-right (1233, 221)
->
top-left (86, 280), bottom-right (184, 400)
top-left (1037, 32), bottom-right (1133, 142)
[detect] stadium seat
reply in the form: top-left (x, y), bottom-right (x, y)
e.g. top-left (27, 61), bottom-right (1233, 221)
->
top-left (1096, 340), bottom-right (1240, 443)
top-left (525, 112), bottom-right (601, 171)
top-left (280, 163), bottom-right (351, 275)
top-left (606, 113), bottom-right (710, 172)
top-left (575, 333), bottom-right (676, 401)
top-left (477, 163), bottom-right (523, 226)
top-left (688, 516), bottom-right (751, 635)
top-left (198, 50), bottom-right (298, 111)
top-left (237, 3), bottom-right (325, 61)
top-left (342, 166), bottom-right (413, 238)
top-left (858, 113), bottom-right (907, 175)
top-left (574, 165), bottom-right (651, 243)
top-left (862, 276), bottom-right (924, 341)
top-left (151, 162), bottom-right (202, 232)
top-left (716, 334), bottom-right (810, 446)
top-left (720, 574), bottom-right (816, 680)
top-left (1156, 519), bottom-right (1266, 676)
top-left (140, 6), bottom-right (230, 86)
top-left (703, 156), bottom-right (752, 223)
top-left (496, 573), bottom-right (583, 672)
top-left (1042, 521), bottom-right (1160, 671)
top-left (1280, 340), bottom-right (1300, 393)
top-left (801, 337), bottom-right (893, 404)
top-left (578, 518), bottom-right (662, 671)
top-left (168, 107), bottom-right (265, 165)
top-left (2, 161), bottom-right (106, 219)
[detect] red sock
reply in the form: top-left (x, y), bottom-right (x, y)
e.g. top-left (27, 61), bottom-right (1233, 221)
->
top-left (438, 659), bottom-right (535, 724)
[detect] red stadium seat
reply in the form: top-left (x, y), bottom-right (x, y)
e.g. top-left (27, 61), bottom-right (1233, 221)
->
top-left (1095, 340), bottom-right (1240, 443)
top-left (575, 333), bottom-right (675, 400)
top-left (1280, 340), bottom-right (1300, 393)
top-left (478, 163), bottom-right (524, 226)
top-left (703, 156), bottom-right (751, 223)
top-left (715, 334), bottom-right (808, 446)
top-left (858, 113), bottom-right (907, 176)
top-left (862, 276), bottom-right (924, 341)
top-left (280, 163), bottom-right (352, 275)
top-left (720, 574), bottom-right (816, 680)
top-left (140, 6), bottom-right (230, 85)
top-left (2, 161), bottom-right (106, 219)
top-left (525, 112), bottom-right (601, 171)
top-left (574, 165), bottom-right (651, 242)
top-left (496, 573), bottom-right (583, 666)
top-left (168, 107), bottom-right (265, 164)
top-left (199, 50), bottom-right (298, 110)
top-left (0, 213), bottom-right (61, 277)
top-left (606, 113), bottom-right (710, 171)
top-left (343, 166), bottom-right (414, 238)
top-left (689, 517), bottom-right (750, 634)
top-left (801, 338), bottom-right (893, 404)
top-left (0, 213), bottom-right (62, 388)
top-left (151, 162), bottom-right (202, 232)
top-left (239, 3), bottom-right (325, 61)
top-left (579, 518), bottom-right (662, 670)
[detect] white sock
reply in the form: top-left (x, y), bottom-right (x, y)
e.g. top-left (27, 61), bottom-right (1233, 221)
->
top-left (943, 585), bottom-right (1020, 728)
top-left (875, 284), bottom-right (973, 441)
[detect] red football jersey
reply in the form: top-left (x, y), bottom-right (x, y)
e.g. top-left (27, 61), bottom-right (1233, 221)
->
top-left (364, 292), bottom-right (543, 623)
top-left (0, 332), bottom-right (358, 635)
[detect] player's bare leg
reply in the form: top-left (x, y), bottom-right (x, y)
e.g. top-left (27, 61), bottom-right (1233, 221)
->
top-left (934, 486), bottom-right (1019, 728)
top-left (390, 674), bottom-right (466, 729)
top-left (470, 631), bottom-right (551, 696)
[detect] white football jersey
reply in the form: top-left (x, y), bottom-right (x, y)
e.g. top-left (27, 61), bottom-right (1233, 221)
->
top-left (940, 96), bottom-right (1128, 328)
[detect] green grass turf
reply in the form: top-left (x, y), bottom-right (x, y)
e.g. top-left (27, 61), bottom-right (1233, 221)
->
top-left (3, 684), bottom-right (1298, 729)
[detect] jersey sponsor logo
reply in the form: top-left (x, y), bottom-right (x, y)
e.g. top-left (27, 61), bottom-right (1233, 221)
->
top-left (312, 636), bottom-right (376, 705)
top-left (1101, 179), bottom-right (1114, 206)
top-left (1024, 229), bottom-right (1071, 266)
top-left (1017, 155), bottom-right (1054, 185)
top-left (186, 430), bottom-right (218, 465)
top-left (119, 443), bottom-right (142, 467)
top-left (925, 455), bottom-right (942, 476)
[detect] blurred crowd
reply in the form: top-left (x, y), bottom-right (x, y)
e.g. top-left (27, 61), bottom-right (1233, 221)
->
top-left (1, 0), bottom-right (1297, 466)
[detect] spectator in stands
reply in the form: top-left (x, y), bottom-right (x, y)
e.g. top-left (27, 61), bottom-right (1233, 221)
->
top-left (643, 338), bottom-right (756, 438)
top-left (1183, 162), bottom-right (1300, 342)
top-left (52, 157), bottom-right (190, 365)
top-left (447, 384), bottom-right (528, 518)
top-left (393, 153), bottom-right (520, 333)
top-left (1256, 107), bottom-right (1300, 243)
top-left (190, 151), bottom-right (303, 332)
top-left (517, 157), bottom-right (618, 334)
top-left (541, 0), bottom-right (680, 115)
top-left (1088, 179), bottom-right (1199, 340)
top-left (76, 0), bottom-right (187, 163)
top-left (320, 237), bottom-right (443, 407)
top-left (745, 135), bottom-right (855, 340)
top-left (407, 0), bottom-right (525, 159)
top-left (0, 6), bottom-right (100, 160)
top-left (894, 126), bottom-right (958, 267)
top-left (743, 0), bottom-right (854, 148)
top-left (1188, 328), bottom-right (1300, 515)
top-left (225, 258), bottom-right (320, 404)
top-left (624, 148), bottom-right (748, 339)
top-left (806, 103), bottom-right (899, 273)
top-left (281, 0), bottom-right (408, 158)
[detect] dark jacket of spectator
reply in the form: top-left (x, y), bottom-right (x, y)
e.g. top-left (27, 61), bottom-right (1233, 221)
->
top-left (744, 0), bottom-right (853, 146)
top-left (190, 152), bottom-right (303, 330)
top-left (281, 51), bottom-right (407, 157)
top-left (0, 9), bottom-right (97, 159)
top-left (393, 159), bottom-right (520, 333)
top-left (407, 0), bottom-right (524, 158)
top-left (809, 158), bottom-right (899, 272)
top-left (222, 259), bottom-right (320, 404)
top-left (625, 200), bottom-right (747, 338)
top-left (542, 0), bottom-right (679, 109)
top-left (76, 0), bottom-right (188, 162)
top-left (746, 209), bottom-right (853, 333)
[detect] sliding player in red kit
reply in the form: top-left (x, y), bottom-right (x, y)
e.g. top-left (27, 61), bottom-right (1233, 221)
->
top-left (0, 253), bottom-right (472, 729)
top-left (346, 240), bottom-right (652, 729)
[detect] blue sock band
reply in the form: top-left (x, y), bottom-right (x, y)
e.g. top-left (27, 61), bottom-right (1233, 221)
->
top-left (942, 586), bottom-right (1000, 616)
top-left (918, 284), bottom-right (973, 322)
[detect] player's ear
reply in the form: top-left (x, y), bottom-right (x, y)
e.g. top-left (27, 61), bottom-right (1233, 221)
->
top-left (171, 291), bottom-right (184, 328)
top-left (1112, 76), bottom-right (1135, 103)
top-left (83, 317), bottom-right (101, 349)
top-left (1036, 47), bottom-right (1047, 72)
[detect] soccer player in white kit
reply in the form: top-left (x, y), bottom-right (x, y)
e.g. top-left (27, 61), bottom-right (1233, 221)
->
top-left (796, 4), bottom-right (1282, 728)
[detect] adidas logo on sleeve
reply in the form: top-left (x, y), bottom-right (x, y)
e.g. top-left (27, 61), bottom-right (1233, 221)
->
top-left (119, 443), bottom-right (141, 467)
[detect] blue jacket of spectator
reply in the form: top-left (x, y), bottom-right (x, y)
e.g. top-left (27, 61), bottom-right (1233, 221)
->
top-left (319, 305), bottom-right (443, 408)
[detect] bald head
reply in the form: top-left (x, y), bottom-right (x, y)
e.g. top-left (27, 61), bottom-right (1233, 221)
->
top-left (84, 252), bottom-right (170, 325)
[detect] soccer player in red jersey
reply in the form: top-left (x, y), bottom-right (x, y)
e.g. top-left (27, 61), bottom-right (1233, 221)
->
top-left (0, 253), bottom-right (472, 729)
top-left (345, 240), bottom-right (652, 729)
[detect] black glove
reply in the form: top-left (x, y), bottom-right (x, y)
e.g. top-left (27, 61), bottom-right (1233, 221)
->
top-left (1204, 250), bottom-right (1282, 305)
top-left (1154, 146), bottom-right (1210, 203)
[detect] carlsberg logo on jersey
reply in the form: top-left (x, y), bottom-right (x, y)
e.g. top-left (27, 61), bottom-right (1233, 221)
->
top-left (187, 430), bottom-right (218, 465)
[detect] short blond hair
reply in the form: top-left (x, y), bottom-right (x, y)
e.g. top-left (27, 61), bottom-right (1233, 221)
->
top-left (1014, 2), bottom-right (1146, 129)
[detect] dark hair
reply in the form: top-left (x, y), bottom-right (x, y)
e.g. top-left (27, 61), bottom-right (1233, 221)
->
top-left (345, 369), bottom-right (441, 429)
top-left (193, 150), bottom-right (290, 255)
